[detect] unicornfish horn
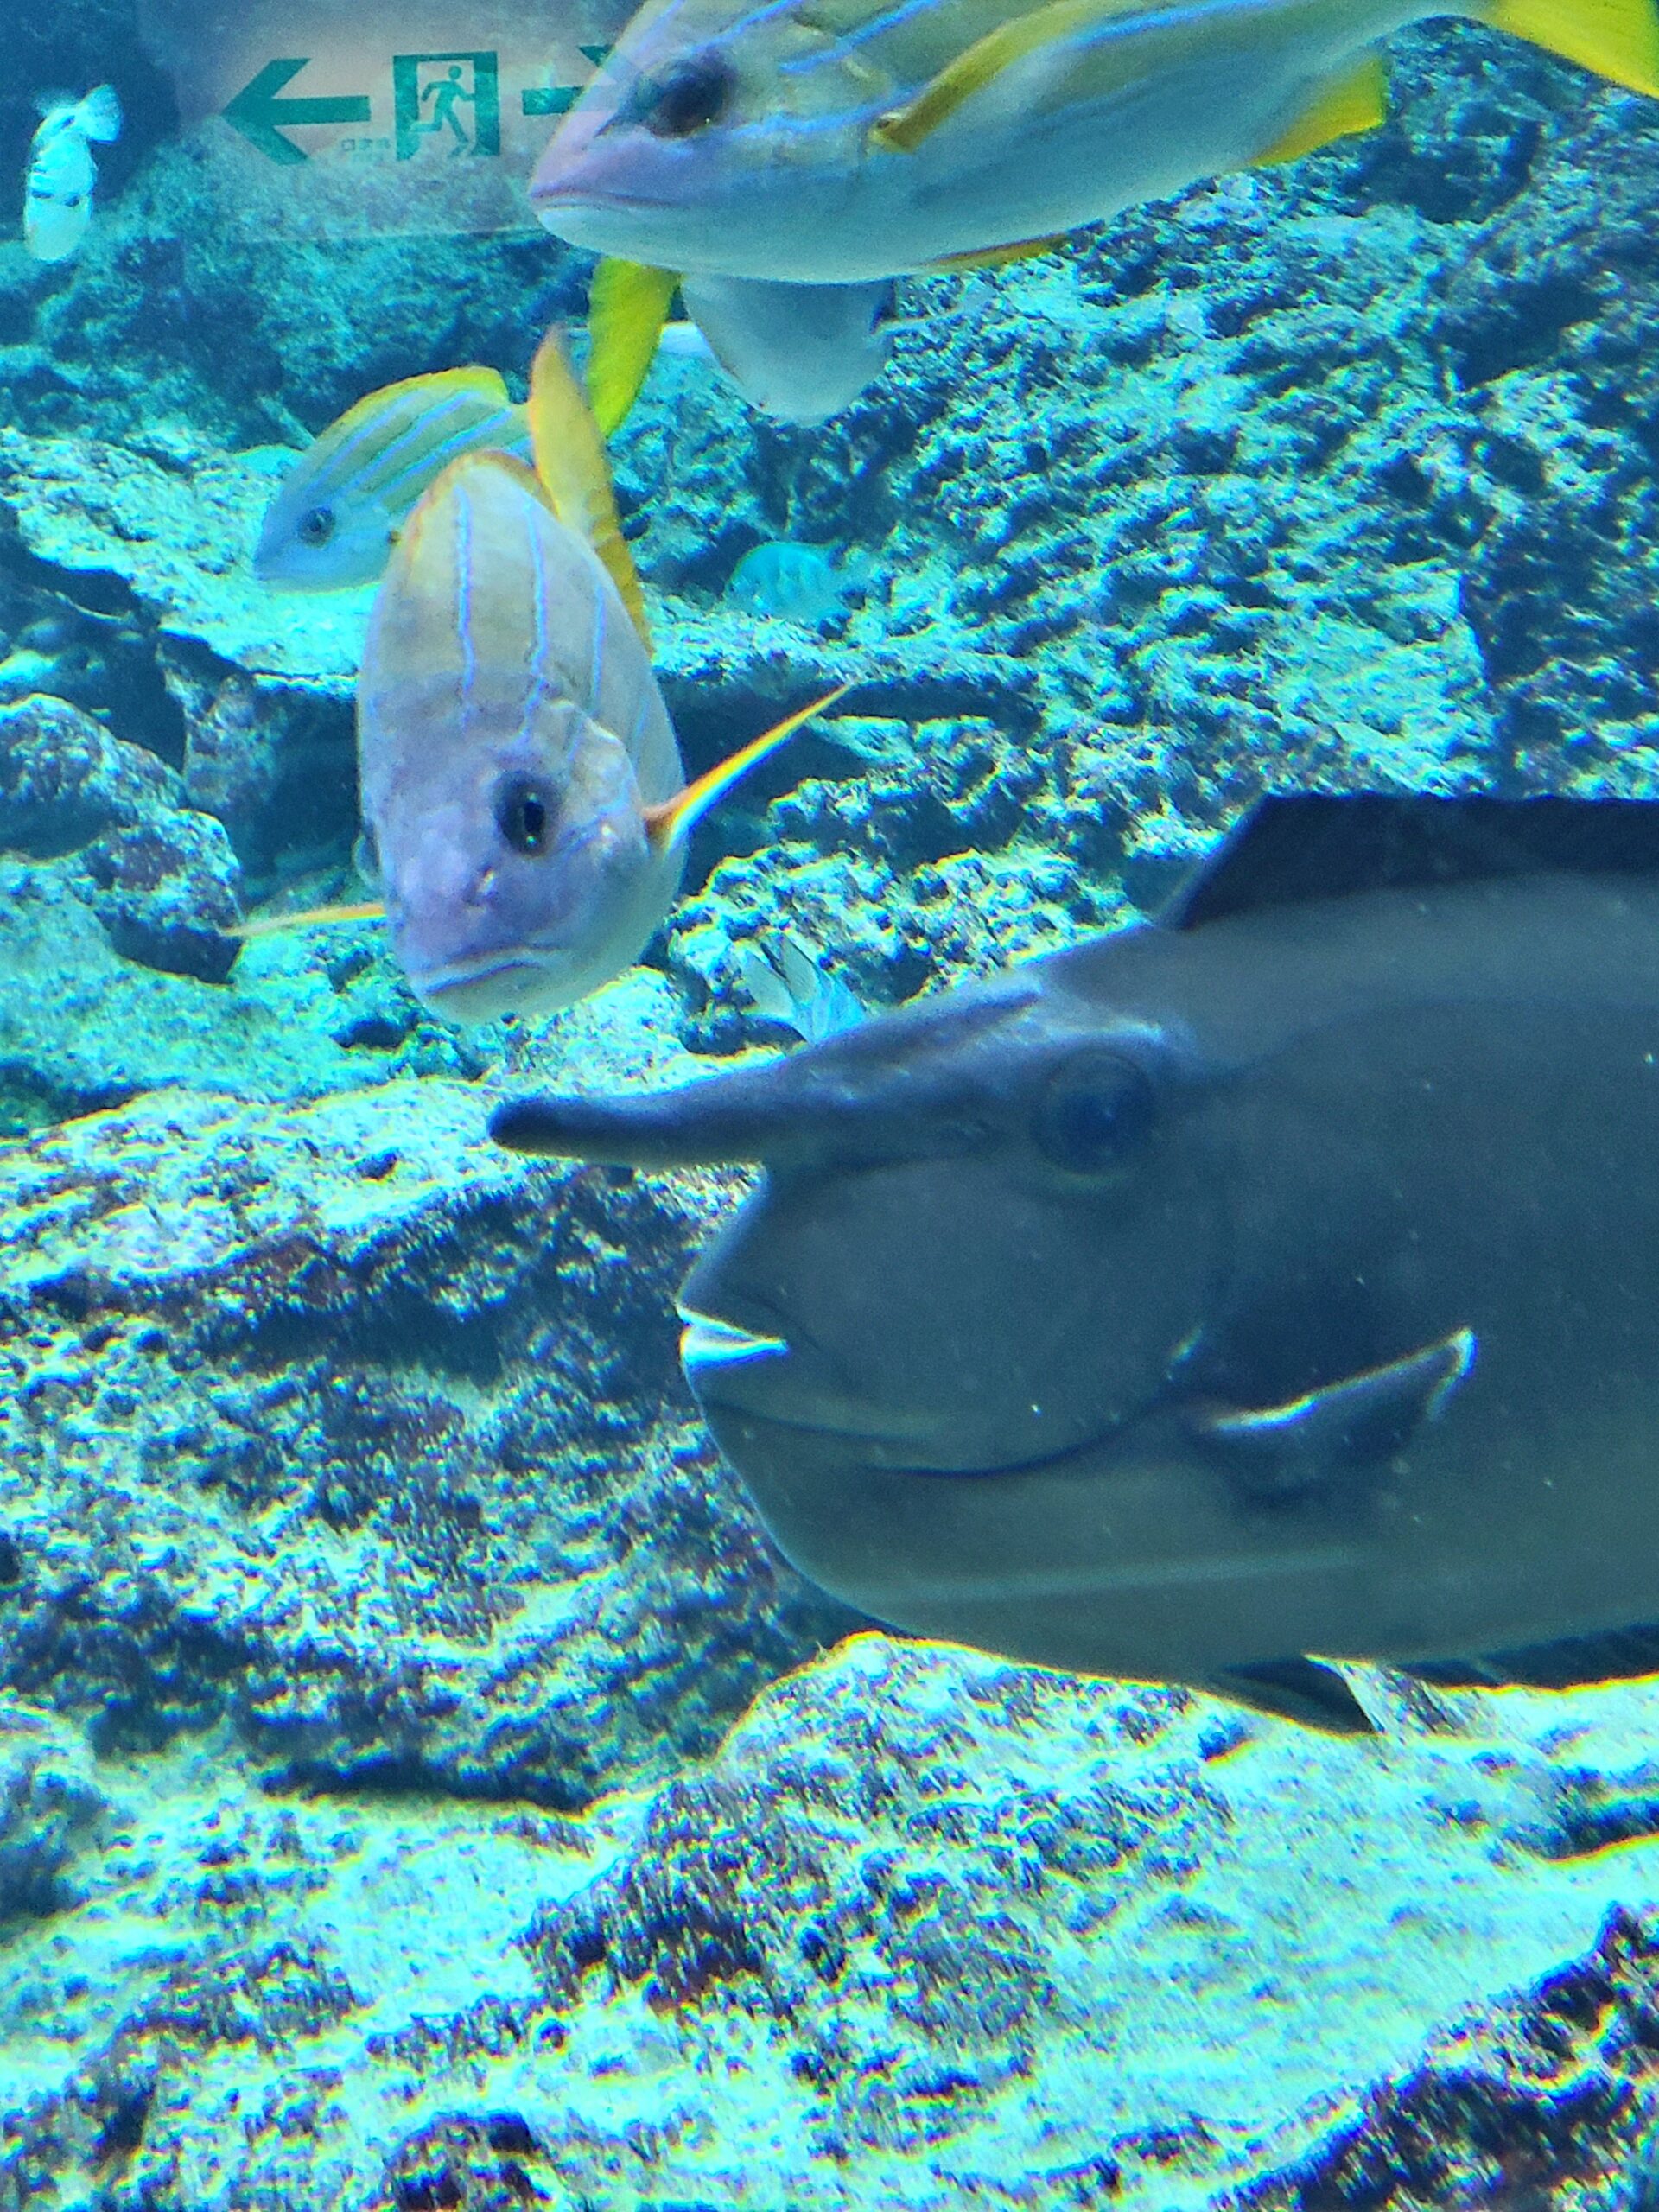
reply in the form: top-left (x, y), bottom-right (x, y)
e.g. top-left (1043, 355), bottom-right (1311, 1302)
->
top-left (489, 1061), bottom-right (810, 1169)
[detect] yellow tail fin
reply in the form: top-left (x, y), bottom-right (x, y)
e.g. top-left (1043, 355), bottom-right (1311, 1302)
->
top-left (587, 258), bottom-right (680, 439)
top-left (528, 326), bottom-right (652, 650)
top-left (1481, 0), bottom-right (1659, 95)
top-left (1258, 54), bottom-right (1387, 163)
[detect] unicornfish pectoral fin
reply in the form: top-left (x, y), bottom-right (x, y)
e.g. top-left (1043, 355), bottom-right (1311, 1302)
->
top-left (1256, 54), bottom-right (1388, 164)
top-left (527, 326), bottom-right (652, 648)
top-left (1208, 1656), bottom-right (1377, 1735)
top-left (641, 683), bottom-right (853, 853)
top-left (587, 257), bottom-right (680, 439)
top-left (1190, 1325), bottom-right (1477, 1493)
top-left (1478, 0), bottom-right (1659, 98)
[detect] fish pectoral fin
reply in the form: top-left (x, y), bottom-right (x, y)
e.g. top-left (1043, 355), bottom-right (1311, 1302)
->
top-left (643, 683), bottom-right (852, 851)
top-left (1188, 1326), bottom-right (1477, 1492)
top-left (587, 257), bottom-right (680, 439)
top-left (1208, 1656), bottom-right (1377, 1736)
top-left (1479, 0), bottom-right (1659, 99)
top-left (1256, 53), bottom-right (1388, 165)
top-left (230, 899), bottom-right (385, 940)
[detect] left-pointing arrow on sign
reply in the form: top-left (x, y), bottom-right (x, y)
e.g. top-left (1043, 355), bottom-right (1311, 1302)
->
top-left (223, 59), bottom-right (372, 165)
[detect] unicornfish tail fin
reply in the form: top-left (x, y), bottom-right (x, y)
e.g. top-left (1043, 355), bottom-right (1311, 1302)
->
top-left (528, 326), bottom-right (652, 649)
top-left (1478, 0), bottom-right (1659, 95)
top-left (643, 684), bottom-right (852, 852)
top-left (587, 257), bottom-right (680, 438)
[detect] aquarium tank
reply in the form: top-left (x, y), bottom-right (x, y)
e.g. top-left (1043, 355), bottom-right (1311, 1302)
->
top-left (10, 0), bottom-right (1659, 2203)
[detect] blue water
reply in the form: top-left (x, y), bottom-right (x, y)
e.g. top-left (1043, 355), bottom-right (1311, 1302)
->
top-left (2, 6), bottom-right (1659, 2208)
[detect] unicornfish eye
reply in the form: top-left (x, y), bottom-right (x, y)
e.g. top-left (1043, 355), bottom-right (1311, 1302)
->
top-left (1032, 1048), bottom-right (1156, 1174)
top-left (296, 505), bottom-right (336, 548)
top-left (495, 776), bottom-right (553, 856)
top-left (641, 51), bottom-right (735, 137)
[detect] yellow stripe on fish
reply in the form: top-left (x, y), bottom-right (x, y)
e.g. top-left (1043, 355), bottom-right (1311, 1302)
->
top-left (528, 0), bottom-right (1659, 284)
top-left (872, 0), bottom-right (1657, 155)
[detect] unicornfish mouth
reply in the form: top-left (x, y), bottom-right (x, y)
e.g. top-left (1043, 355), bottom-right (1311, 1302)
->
top-left (678, 1308), bottom-right (790, 1375)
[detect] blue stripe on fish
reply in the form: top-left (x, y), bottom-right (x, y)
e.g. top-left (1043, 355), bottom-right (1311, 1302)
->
top-left (371, 395), bottom-right (512, 511)
top-left (519, 499), bottom-right (556, 753)
top-left (776, 0), bottom-right (1287, 79)
top-left (588, 550), bottom-right (608, 711)
top-left (455, 481), bottom-right (479, 737)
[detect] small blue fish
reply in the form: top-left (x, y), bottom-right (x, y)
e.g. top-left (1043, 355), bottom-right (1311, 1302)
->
top-left (726, 542), bottom-right (869, 627)
top-left (736, 932), bottom-right (865, 1044)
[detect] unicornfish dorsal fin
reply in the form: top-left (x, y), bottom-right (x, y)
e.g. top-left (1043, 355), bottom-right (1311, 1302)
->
top-left (1161, 794), bottom-right (1659, 932)
top-left (1257, 54), bottom-right (1387, 163)
top-left (587, 257), bottom-right (680, 439)
top-left (527, 326), bottom-right (652, 648)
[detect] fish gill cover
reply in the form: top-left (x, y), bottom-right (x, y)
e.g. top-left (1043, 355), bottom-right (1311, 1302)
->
top-left (9, 0), bottom-right (1659, 2206)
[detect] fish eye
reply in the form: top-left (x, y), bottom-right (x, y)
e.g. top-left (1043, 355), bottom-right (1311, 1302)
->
top-left (296, 505), bottom-right (336, 549)
top-left (495, 775), bottom-right (554, 856)
top-left (1032, 1048), bottom-right (1156, 1175)
top-left (640, 51), bottom-right (735, 137)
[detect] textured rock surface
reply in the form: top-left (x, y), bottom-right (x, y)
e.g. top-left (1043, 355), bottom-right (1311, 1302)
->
top-left (4, 1641), bottom-right (1659, 2210)
top-left (0, 989), bottom-right (854, 1805)
top-left (6, 12), bottom-right (1659, 2210)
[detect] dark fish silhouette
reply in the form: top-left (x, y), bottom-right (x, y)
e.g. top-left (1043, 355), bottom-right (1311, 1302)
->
top-left (492, 797), bottom-right (1659, 1733)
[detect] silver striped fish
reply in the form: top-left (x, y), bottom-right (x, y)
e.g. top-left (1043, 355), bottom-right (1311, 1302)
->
top-left (254, 366), bottom-right (531, 592)
top-left (355, 331), bottom-right (846, 1022)
top-left (528, 0), bottom-right (1659, 283)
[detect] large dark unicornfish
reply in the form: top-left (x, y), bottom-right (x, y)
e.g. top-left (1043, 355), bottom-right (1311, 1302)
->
top-left (492, 796), bottom-right (1659, 1733)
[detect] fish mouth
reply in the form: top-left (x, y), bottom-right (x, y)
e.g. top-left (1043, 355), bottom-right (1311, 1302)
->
top-left (410, 949), bottom-right (563, 1023)
top-left (679, 1311), bottom-right (790, 1375)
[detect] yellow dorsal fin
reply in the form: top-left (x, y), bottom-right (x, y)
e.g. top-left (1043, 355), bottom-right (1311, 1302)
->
top-left (528, 326), bottom-right (652, 650)
top-left (928, 232), bottom-right (1070, 272)
top-left (642, 684), bottom-right (853, 851)
top-left (871, 0), bottom-right (1112, 152)
top-left (230, 899), bottom-right (385, 940)
top-left (1478, 0), bottom-right (1659, 96)
top-left (587, 258), bottom-right (680, 439)
top-left (1257, 53), bottom-right (1387, 164)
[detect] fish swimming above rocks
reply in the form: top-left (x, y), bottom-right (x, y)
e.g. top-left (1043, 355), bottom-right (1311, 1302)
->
top-left (24, 85), bottom-right (121, 264)
top-left (255, 308), bottom-right (715, 593)
top-left (254, 368), bottom-right (531, 592)
top-left (493, 793), bottom-right (1659, 1732)
top-left (726, 539), bottom-right (871, 624)
top-left (527, 0), bottom-right (1659, 283)
top-left (356, 327), bottom-right (847, 1022)
top-left (735, 930), bottom-right (866, 1041)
